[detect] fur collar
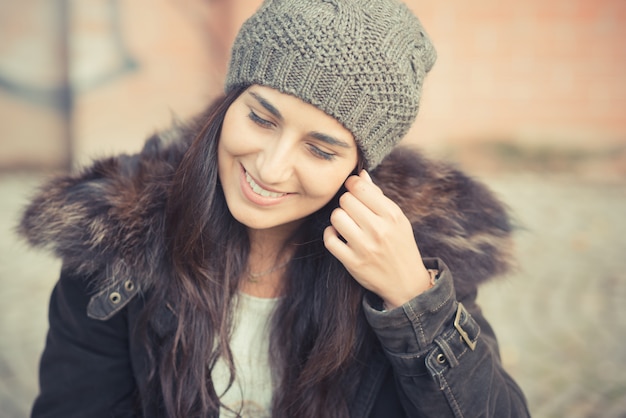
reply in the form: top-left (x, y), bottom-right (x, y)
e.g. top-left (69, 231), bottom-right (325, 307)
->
top-left (18, 122), bottom-right (514, 298)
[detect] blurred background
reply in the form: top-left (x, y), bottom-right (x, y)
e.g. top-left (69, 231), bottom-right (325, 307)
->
top-left (0, 0), bottom-right (625, 417)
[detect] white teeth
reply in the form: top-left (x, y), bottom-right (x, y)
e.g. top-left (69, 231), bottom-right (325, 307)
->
top-left (245, 172), bottom-right (286, 198)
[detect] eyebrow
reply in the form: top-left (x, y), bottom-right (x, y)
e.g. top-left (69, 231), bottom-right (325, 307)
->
top-left (309, 132), bottom-right (352, 148)
top-left (249, 91), bottom-right (283, 121)
top-left (248, 91), bottom-right (352, 149)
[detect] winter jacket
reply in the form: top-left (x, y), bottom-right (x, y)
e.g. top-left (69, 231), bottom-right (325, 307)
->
top-left (19, 118), bottom-right (530, 417)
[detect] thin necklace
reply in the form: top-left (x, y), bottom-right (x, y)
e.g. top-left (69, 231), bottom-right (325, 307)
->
top-left (246, 260), bottom-right (290, 282)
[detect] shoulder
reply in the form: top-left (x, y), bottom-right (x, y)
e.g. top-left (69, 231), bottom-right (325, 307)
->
top-left (373, 147), bottom-right (516, 294)
top-left (17, 120), bottom-right (197, 294)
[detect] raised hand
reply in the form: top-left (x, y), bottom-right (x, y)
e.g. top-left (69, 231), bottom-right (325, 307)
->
top-left (324, 170), bottom-right (433, 310)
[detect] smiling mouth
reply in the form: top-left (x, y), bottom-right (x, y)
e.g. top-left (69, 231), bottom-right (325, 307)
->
top-left (245, 171), bottom-right (287, 198)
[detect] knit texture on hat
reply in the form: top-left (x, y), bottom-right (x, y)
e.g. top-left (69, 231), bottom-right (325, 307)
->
top-left (226, 0), bottom-right (436, 168)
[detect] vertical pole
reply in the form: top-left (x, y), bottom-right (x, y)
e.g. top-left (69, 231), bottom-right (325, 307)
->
top-left (59, 0), bottom-right (73, 171)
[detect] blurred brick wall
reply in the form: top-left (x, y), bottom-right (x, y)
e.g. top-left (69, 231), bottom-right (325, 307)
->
top-left (0, 0), bottom-right (624, 170)
top-left (409, 0), bottom-right (626, 151)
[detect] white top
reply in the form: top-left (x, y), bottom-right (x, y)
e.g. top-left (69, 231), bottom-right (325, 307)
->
top-left (211, 292), bottom-right (279, 417)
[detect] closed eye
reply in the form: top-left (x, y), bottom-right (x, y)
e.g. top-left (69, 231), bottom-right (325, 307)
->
top-left (307, 144), bottom-right (336, 161)
top-left (248, 110), bottom-right (274, 128)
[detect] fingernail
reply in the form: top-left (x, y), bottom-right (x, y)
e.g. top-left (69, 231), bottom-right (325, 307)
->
top-left (361, 169), bottom-right (373, 182)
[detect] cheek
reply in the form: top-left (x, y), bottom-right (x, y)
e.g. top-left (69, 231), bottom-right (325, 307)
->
top-left (218, 123), bottom-right (236, 153)
top-left (219, 109), bottom-right (248, 155)
top-left (219, 132), bottom-right (247, 162)
top-left (300, 169), bottom-right (349, 200)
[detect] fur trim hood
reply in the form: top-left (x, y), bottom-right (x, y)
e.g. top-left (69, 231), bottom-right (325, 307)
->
top-left (18, 121), bottom-right (514, 298)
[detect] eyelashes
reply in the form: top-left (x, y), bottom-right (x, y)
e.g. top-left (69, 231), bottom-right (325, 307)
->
top-left (248, 110), bottom-right (274, 128)
top-left (307, 145), bottom-right (335, 160)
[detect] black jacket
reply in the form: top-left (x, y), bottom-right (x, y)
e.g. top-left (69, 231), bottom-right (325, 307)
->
top-left (19, 120), bottom-right (530, 417)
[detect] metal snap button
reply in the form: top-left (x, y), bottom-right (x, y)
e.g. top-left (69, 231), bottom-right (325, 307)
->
top-left (109, 292), bottom-right (122, 304)
top-left (436, 353), bottom-right (446, 364)
top-left (124, 280), bottom-right (135, 291)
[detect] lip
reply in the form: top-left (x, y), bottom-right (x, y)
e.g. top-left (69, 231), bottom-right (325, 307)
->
top-left (239, 165), bottom-right (291, 206)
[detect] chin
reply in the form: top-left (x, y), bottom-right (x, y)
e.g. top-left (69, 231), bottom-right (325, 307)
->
top-left (230, 209), bottom-right (304, 236)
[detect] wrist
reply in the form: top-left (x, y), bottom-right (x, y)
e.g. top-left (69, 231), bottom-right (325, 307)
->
top-left (382, 268), bottom-right (439, 311)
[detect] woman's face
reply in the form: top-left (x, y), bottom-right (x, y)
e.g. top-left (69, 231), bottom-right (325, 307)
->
top-left (218, 85), bottom-right (359, 235)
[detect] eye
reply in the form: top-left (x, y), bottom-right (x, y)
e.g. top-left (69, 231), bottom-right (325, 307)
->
top-left (308, 144), bottom-right (336, 161)
top-left (248, 110), bottom-right (274, 128)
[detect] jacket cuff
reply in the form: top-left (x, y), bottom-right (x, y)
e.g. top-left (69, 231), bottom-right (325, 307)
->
top-left (363, 258), bottom-right (480, 375)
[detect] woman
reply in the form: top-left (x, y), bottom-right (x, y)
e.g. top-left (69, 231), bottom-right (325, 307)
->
top-left (20, 0), bottom-right (530, 417)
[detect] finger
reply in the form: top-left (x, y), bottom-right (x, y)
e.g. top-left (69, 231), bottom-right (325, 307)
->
top-left (323, 225), bottom-right (356, 264)
top-left (329, 206), bottom-right (366, 245)
top-left (360, 169), bottom-right (375, 185)
top-left (338, 191), bottom-right (378, 231)
top-left (344, 174), bottom-right (395, 217)
top-left (361, 170), bottom-right (385, 193)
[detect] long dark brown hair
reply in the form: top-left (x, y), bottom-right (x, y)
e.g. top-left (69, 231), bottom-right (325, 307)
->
top-left (141, 86), bottom-right (373, 417)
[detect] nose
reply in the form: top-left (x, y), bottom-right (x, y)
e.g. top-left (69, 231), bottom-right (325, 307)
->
top-left (255, 136), bottom-right (295, 185)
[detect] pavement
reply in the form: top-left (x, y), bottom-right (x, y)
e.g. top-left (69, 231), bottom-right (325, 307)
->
top-left (1, 169), bottom-right (625, 418)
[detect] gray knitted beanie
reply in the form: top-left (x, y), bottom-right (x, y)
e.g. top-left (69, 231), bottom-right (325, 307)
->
top-left (225, 0), bottom-right (436, 168)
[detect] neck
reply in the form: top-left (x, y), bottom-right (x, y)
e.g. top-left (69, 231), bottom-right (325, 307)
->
top-left (247, 219), bottom-right (300, 250)
top-left (241, 226), bottom-right (296, 298)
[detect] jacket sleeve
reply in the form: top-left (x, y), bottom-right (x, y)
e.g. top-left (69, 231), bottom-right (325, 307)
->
top-left (31, 267), bottom-right (139, 418)
top-left (363, 258), bottom-right (530, 417)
